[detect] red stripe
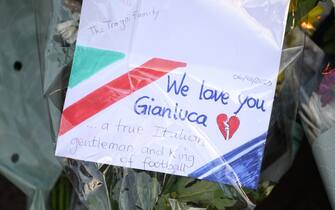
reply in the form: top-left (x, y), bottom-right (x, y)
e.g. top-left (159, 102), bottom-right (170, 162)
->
top-left (59, 58), bottom-right (186, 136)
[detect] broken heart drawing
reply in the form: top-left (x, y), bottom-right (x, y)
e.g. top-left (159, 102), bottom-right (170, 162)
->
top-left (216, 113), bottom-right (240, 140)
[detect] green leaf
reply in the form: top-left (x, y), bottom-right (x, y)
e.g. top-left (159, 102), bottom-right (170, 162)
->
top-left (167, 178), bottom-right (238, 209)
top-left (211, 197), bottom-right (237, 210)
top-left (112, 170), bottom-right (161, 210)
top-left (155, 194), bottom-right (172, 210)
top-left (169, 178), bottom-right (221, 202)
top-left (168, 199), bottom-right (191, 210)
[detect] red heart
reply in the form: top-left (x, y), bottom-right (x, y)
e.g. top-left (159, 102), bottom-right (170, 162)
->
top-left (216, 114), bottom-right (240, 140)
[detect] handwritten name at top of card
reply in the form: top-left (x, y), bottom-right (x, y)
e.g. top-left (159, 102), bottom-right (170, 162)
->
top-left (87, 8), bottom-right (160, 35)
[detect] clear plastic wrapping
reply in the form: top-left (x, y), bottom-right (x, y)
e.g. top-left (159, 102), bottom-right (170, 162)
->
top-left (0, 1), bottom-right (62, 210)
top-left (46, 1), bottom-right (296, 210)
top-left (4, 0), bottom-right (333, 210)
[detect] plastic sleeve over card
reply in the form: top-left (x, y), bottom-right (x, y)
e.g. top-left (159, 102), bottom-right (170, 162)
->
top-left (56, 0), bottom-right (290, 192)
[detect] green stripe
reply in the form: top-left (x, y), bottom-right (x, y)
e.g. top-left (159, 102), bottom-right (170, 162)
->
top-left (69, 46), bottom-right (125, 88)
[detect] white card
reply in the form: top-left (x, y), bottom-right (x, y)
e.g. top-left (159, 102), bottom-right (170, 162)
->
top-left (56, 0), bottom-right (290, 188)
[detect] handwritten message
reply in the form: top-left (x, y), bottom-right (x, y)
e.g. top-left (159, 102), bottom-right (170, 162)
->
top-left (70, 119), bottom-right (197, 173)
top-left (56, 0), bottom-right (290, 186)
top-left (134, 73), bottom-right (267, 127)
top-left (87, 8), bottom-right (160, 35)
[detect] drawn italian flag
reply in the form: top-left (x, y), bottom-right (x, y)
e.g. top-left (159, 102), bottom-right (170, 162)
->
top-left (59, 46), bottom-right (187, 136)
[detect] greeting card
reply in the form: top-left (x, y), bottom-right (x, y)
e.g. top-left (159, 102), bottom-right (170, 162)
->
top-left (56, 0), bottom-right (290, 188)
